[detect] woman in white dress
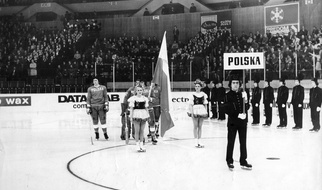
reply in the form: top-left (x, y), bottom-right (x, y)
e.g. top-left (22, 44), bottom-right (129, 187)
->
top-left (128, 85), bottom-right (150, 152)
top-left (188, 81), bottom-right (208, 148)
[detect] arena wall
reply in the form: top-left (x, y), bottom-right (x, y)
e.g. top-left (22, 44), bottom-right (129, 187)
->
top-left (1, 2), bottom-right (321, 42)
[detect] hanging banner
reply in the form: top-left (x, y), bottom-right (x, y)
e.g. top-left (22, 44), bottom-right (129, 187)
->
top-left (200, 11), bottom-right (232, 34)
top-left (264, 2), bottom-right (299, 35)
top-left (223, 52), bottom-right (265, 70)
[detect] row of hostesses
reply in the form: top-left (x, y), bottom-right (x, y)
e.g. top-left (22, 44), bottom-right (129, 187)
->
top-left (127, 85), bottom-right (150, 152)
top-left (187, 81), bottom-right (208, 148)
top-left (128, 81), bottom-right (208, 151)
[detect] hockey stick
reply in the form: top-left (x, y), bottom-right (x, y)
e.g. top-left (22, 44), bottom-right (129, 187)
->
top-left (125, 112), bottom-right (129, 145)
top-left (87, 109), bottom-right (94, 145)
top-left (89, 119), bottom-right (94, 145)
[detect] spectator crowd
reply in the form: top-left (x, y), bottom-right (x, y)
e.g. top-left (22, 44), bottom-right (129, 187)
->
top-left (1, 12), bottom-right (322, 90)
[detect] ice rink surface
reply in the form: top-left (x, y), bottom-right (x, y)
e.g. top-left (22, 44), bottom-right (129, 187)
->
top-left (0, 105), bottom-right (321, 190)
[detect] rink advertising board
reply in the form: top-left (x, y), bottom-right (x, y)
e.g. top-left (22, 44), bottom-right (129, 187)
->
top-left (264, 3), bottom-right (299, 35)
top-left (57, 93), bottom-right (122, 110)
top-left (0, 92), bottom-right (312, 119)
top-left (0, 96), bottom-right (31, 106)
top-left (0, 93), bottom-right (191, 112)
top-left (223, 52), bottom-right (264, 70)
top-left (200, 11), bottom-right (232, 34)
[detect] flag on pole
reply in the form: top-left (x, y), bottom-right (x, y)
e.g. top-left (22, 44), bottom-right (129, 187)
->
top-left (151, 31), bottom-right (174, 137)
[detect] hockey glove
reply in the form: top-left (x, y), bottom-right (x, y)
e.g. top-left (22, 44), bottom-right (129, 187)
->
top-left (86, 107), bottom-right (92, 115)
top-left (103, 104), bottom-right (109, 113)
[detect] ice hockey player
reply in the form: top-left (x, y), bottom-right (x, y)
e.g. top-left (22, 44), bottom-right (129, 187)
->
top-left (86, 78), bottom-right (109, 140)
top-left (147, 83), bottom-right (161, 144)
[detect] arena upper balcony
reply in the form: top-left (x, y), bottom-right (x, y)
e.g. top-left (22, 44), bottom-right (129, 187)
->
top-left (0, 0), bottom-right (278, 20)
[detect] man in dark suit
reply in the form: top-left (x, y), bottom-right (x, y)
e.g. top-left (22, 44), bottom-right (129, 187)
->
top-left (189, 3), bottom-right (197, 13)
top-left (143, 8), bottom-right (150, 16)
top-left (309, 78), bottom-right (322, 132)
top-left (173, 25), bottom-right (179, 43)
top-left (251, 77), bottom-right (261, 125)
top-left (210, 79), bottom-right (218, 119)
top-left (291, 75), bottom-right (304, 129)
top-left (262, 78), bottom-right (274, 126)
top-left (276, 77), bottom-right (289, 128)
top-left (202, 79), bottom-right (212, 118)
top-left (217, 80), bottom-right (226, 120)
top-left (224, 73), bottom-right (252, 170)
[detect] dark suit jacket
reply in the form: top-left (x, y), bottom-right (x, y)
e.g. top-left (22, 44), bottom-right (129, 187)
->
top-left (291, 85), bottom-right (304, 106)
top-left (224, 89), bottom-right (250, 124)
top-left (217, 87), bottom-right (226, 102)
top-left (251, 87), bottom-right (261, 104)
top-left (263, 86), bottom-right (274, 104)
top-left (309, 87), bottom-right (322, 108)
top-left (276, 85), bottom-right (289, 105)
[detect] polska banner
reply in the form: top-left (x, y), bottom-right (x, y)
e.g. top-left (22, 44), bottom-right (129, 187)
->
top-left (223, 52), bottom-right (265, 70)
top-left (264, 2), bottom-right (299, 35)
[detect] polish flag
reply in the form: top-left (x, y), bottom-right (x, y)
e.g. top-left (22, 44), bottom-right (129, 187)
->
top-left (151, 32), bottom-right (174, 137)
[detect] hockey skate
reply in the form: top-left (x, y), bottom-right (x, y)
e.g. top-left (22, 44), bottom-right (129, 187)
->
top-left (104, 133), bottom-right (109, 140)
top-left (241, 162), bottom-right (252, 170)
top-left (149, 127), bottom-right (158, 145)
top-left (151, 134), bottom-right (158, 145)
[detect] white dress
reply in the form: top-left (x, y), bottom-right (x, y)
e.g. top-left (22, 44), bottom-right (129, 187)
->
top-left (128, 95), bottom-right (150, 121)
top-left (188, 91), bottom-right (208, 118)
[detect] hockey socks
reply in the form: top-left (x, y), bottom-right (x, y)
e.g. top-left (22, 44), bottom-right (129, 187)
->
top-left (94, 128), bottom-right (99, 140)
top-left (155, 122), bottom-right (159, 137)
top-left (94, 128), bottom-right (109, 140)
